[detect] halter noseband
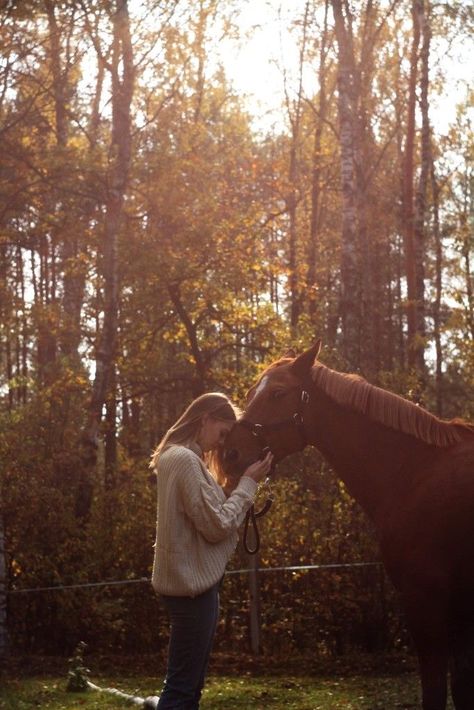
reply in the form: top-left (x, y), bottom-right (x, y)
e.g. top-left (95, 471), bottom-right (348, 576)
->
top-left (239, 374), bottom-right (313, 555)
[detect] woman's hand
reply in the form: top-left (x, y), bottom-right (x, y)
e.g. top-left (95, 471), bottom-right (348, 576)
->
top-left (242, 451), bottom-right (274, 484)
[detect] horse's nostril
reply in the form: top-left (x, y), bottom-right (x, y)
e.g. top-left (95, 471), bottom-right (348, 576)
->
top-left (225, 449), bottom-right (239, 462)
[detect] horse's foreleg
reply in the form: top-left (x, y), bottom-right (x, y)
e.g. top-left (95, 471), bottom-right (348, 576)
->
top-left (416, 649), bottom-right (448, 710)
top-left (450, 615), bottom-right (474, 709)
top-left (404, 595), bottom-right (449, 710)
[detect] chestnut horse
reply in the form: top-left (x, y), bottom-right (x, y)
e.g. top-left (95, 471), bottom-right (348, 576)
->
top-left (222, 342), bottom-right (474, 710)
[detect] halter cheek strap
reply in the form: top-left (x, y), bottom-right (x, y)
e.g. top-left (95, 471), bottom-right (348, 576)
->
top-left (239, 374), bottom-right (313, 555)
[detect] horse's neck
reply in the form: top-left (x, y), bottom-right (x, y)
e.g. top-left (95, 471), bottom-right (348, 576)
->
top-left (308, 387), bottom-right (434, 524)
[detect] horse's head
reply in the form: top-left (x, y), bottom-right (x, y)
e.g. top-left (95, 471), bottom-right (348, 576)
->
top-left (222, 341), bottom-right (321, 477)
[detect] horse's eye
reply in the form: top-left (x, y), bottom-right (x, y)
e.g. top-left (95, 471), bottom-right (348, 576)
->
top-left (271, 390), bottom-right (285, 400)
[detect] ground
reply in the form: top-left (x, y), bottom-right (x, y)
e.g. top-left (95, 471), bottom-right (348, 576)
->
top-left (0, 653), bottom-right (455, 709)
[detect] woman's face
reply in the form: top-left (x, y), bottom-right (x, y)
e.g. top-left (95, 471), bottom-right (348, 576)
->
top-left (198, 415), bottom-right (234, 452)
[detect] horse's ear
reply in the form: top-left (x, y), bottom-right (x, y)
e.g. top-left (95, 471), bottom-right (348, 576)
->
top-left (291, 340), bottom-right (321, 378)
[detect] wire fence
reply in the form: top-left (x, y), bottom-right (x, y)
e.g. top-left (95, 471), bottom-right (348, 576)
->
top-left (6, 561), bottom-right (382, 595)
top-left (6, 560), bottom-right (404, 657)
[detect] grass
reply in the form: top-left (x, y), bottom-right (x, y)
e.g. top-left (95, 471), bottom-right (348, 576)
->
top-left (0, 654), bottom-right (456, 709)
top-left (203, 674), bottom-right (424, 709)
top-left (0, 672), bottom-right (426, 710)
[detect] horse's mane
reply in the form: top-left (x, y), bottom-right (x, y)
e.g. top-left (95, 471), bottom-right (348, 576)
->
top-left (312, 362), bottom-right (472, 447)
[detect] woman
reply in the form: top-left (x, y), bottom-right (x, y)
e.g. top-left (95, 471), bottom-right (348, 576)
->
top-left (145, 392), bottom-right (272, 709)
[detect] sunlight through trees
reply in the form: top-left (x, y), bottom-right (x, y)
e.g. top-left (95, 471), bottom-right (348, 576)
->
top-left (0, 0), bottom-right (472, 656)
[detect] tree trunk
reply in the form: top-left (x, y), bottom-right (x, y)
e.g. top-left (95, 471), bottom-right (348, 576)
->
top-left (460, 167), bottom-right (474, 342)
top-left (16, 247), bottom-right (28, 404)
top-left (462, 227), bottom-right (474, 341)
top-left (331, 0), bottom-right (360, 367)
top-left (82, 0), bottom-right (134, 506)
top-left (105, 364), bottom-right (118, 489)
top-left (402, 0), bottom-right (423, 371)
top-left (413, 0), bottom-right (431, 372)
top-left (248, 552), bottom-right (261, 655)
top-left (307, 0), bottom-right (329, 321)
top-left (44, 0), bottom-right (68, 146)
top-left (0, 501), bottom-right (7, 660)
top-left (37, 0), bottom-right (71, 376)
top-left (431, 161), bottom-right (443, 415)
top-left (121, 393), bottom-right (142, 458)
top-left (287, 1), bottom-right (310, 332)
top-left (37, 235), bottom-right (57, 384)
top-left (355, 0), bottom-right (377, 374)
top-left (62, 43), bottom-right (104, 361)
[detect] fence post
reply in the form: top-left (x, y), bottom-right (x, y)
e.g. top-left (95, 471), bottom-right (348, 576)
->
top-left (248, 552), bottom-right (260, 654)
top-left (0, 501), bottom-right (8, 660)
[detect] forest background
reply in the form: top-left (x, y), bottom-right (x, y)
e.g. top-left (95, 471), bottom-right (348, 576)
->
top-left (0, 0), bottom-right (472, 662)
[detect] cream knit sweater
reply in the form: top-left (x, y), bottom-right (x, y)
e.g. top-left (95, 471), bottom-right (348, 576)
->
top-left (151, 443), bottom-right (257, 597)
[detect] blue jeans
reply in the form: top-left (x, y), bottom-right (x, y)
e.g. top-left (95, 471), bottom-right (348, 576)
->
top-left (157, 584), bottom-right (219, 709)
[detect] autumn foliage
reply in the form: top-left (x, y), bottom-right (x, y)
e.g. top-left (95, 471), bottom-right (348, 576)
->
top-left (0, 0), bottom-right (472, 656)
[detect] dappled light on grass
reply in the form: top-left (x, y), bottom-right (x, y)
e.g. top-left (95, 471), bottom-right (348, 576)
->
top-left (1, 671), bottom-right (455, 709)
top-left (203, 674), bottom-right (426, 709)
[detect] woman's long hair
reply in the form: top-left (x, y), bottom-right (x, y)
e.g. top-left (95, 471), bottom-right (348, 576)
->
top-left (150, 392), bottom-right (241, 483)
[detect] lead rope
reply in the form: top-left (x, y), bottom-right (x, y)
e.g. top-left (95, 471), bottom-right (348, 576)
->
top-left (240, 380), bottom-right (312, 555)
top-left (243, 473), bottom-right (275, 555)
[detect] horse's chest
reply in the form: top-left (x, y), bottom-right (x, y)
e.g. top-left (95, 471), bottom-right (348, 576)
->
top-left (378, 466), bottom-right (474, 589)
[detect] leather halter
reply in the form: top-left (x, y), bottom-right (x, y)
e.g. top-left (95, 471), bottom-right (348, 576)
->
top-left (239, 374), bottom-right (313, 554)
top-left (239, 390), bottom-right (310, 452)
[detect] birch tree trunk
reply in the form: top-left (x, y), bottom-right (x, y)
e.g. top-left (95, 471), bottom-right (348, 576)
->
top-left (461, 169), bottom-right (474, 342)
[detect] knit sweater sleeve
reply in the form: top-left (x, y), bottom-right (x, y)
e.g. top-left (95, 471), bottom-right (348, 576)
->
top-left (168, 447), bottom-right (258, 543)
